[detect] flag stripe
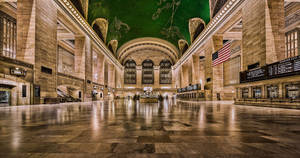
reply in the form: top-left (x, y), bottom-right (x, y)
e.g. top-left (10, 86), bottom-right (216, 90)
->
top-left (212, 42), bottom-right (231, 66)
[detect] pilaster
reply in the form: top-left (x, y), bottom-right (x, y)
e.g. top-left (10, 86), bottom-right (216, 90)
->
top-left (17, 0), bottom-right (58, 102)
top-left (154, 66), bottom-right (160, 88)
top-left (136, 66), bottom-right (142, 88)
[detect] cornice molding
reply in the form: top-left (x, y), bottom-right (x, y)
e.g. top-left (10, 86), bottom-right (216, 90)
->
top-left (53, 0), bottom-right (123, 70)
top-left (173, 0), bottom-right (245, 70)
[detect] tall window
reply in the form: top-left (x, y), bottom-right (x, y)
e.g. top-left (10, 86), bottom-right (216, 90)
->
top-left (124, 60), bottom-right (136, 84)
top-left (0, 11), bottom-right (16, 59)
top-left (285, 29), bottom-right (299, 58)
top-left (142, 59), bottom-right (154, 84)
top-left (160, 60), bottom-right (172, 84)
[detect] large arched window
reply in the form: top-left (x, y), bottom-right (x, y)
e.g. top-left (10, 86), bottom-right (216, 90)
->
top-left (124, 60), bottom-right (136, 84)
top-left (0, 11), bottom-right (16, 59)
top-left (142, 59), bottom-right (154, 84)
top-left (160, 60), bottom-right (172, 84)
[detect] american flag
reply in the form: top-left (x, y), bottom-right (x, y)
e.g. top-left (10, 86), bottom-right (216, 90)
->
top-left (212, 42), bottom-right (231, 66)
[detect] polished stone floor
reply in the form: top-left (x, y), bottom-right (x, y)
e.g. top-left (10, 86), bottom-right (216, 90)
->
top-left (1, 100), bottom-right (300, 158)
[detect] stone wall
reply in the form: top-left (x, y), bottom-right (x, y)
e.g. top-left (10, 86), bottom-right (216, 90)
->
top-left (17, 0), bottom-right (36, 64)
top-left (242, 0), bottom-right (266, 71)
top-left (84, 37), bottom-right (93, 101)
top-left (242, 0), bottom-right (285, 70)
top-left (34, 0), bottom-right (58, 100)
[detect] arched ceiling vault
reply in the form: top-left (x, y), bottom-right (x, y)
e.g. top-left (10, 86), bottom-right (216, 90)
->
top-left (71, 0), bottom-right (210, 50)
top-left (118, 38), bottom-right (178, 65)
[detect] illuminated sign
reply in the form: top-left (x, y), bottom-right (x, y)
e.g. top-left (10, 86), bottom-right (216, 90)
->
top-left (10, 67), bottom-right (26, 77)
top-left (240, 55), bottom-right (300, 83)
top-left (177, 84), bottom-right (201, 93)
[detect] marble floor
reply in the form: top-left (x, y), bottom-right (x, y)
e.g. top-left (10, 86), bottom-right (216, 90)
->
top-left (0, 100), bottom-right (300, 158)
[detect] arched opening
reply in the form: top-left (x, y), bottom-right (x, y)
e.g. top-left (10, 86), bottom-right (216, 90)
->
top-left (142, 59), bottom-right (154, 84)
top-left (182, 43), bottom-right (189, 55)
top-left (160, 60), bottom-right (172, 84)
top-left (193, 23), bottom-right (205, 41)
top-left (124, 60), bottom-right (136, 84)
top-left (92, 24), bottom-right (104, 42)
top-left (108, 44), bottom-right (114, 54)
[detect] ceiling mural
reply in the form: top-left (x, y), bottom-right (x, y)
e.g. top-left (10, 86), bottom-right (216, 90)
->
top-left (82, 0), bottom-right (210, 49)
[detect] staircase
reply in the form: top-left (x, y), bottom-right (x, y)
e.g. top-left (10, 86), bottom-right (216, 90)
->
top-left (57, 88), bottom-right (81, 103)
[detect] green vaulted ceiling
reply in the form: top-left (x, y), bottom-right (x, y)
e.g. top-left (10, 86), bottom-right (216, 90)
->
top-left (74, 0), bottom-right (210, 48)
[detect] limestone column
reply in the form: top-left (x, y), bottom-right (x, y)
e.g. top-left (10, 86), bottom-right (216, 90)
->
top-left (204, 44), bottom-right (213, 90)
top-left (103, 60), bottom-right (109, 99)
top-left (98, 54), bottom-right (105, 85)
top-left (96, 54), bottom-right (103, 84)
top-left (199, 59), bottom-right (205, 90)
top-left (278, 83), bottom-right (283, 99)
top-left (17, 0), bottom-right (58, 103)
top-left (248, 87), bottom-right (252, 99)
top-left (261, 85), bottom-right (266, 99)
top-left (115, 67), bottom-right (124, 89)
top-left (265, 0), bottom-right (285, 64)
top-left (192, 55), bottom-right (200, 84)
top-left (212, 35), bottom-right (223, 101)
top-left (108, 64), bottom-right (115, 88)
top-left (242, 0), bottom-right (285, 70)
top-left (84, 36), bottom-right (93, 101)
top-left (187, 61), bottom-right (193, 86)
top-left (154, 66), bottom-right (160, 89)
top-left (92, 50), bottom-right (97, 82)
top-left (17, 0), bottom-right (36, 64)
top-left (108, 64), bottom-right (115, 98)
top-left (75, 36), bottom-right (86, 79)
top-left (180, 67), bottom-right (184, 88)
top-left (136, 66), bottom-right (142, 89)
top-left (236, 88), bottom-right (240, 99)
top-left (171, 69), bottom-right (176, 88)
top-left (181, 65), bottom-right (189, 88)
top-left (172, 68), bottom-right (180, 89)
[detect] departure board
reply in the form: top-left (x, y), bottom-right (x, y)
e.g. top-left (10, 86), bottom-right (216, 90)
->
top-left (268, 57), bottom-right (294, 77)
top-left (240, 55), bottom-right (300, 83)
top-left (177, 84), bottom-right (202, 93)
top-left (240, 67), bottom-right (267, 83)
top-left (246, 68), bottom-right (266, 80)
top-left (294, 57), bottom-right (300, 72)
top-left (187, 86), bottom-right (193, 91)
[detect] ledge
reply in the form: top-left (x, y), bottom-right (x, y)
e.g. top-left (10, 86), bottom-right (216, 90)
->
top-left (57, 72), bottom-right (84, 82)
top-left (235, 100), bottom-right (300, 110)
top-left (0, 56), bottom-right (33, 69)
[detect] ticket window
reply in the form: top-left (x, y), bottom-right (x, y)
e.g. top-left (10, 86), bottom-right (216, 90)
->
top-left (79, 91), bottom-right (82, 99)
top-left (241, 88), bottom-right (249, 99)
top-left (0, 90), bottom-right (10, 106)
top-left (286, 84), bottom-right (300, 99)
top-left (253, 87), bottom-right (262, 99)
top-left (267, 85), bottom-right (279, 99)
top-left (34, 85), bottom-right (40, 104)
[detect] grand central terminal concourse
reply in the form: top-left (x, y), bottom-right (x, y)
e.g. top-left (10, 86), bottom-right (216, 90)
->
top-left (1, 0), bottom-right (300, 157)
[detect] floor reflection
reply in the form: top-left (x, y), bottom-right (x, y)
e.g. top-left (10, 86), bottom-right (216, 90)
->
top-left (0, 100), bottom-right (300, 157)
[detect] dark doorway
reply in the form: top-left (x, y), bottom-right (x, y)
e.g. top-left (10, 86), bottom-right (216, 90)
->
top-left (217, 93), bottom-right (221, 101)
top-left (0, 91), bottom-right (10, 106)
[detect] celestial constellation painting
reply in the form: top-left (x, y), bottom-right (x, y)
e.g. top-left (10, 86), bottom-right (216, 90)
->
top-left (87, 0), bottom-right (210, 48)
